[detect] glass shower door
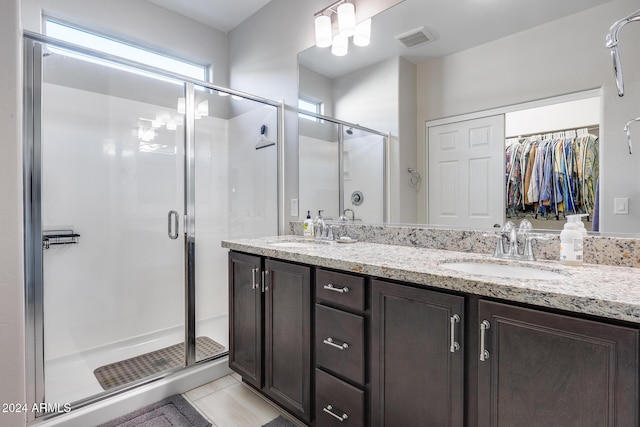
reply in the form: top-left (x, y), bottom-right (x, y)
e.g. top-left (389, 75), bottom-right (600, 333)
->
top-left (38, 44), bottom-right (187, 404)
top-left (192, 85), bottom-right (279, 361)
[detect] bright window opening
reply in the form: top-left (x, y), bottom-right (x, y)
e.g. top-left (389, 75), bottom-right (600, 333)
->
top-left (44, 19), bottom-right (208, 82)
top-left (299, 98), bottom-right (323, 121)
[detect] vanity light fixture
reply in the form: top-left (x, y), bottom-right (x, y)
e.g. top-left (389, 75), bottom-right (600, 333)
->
top-left (314, 0), bottom-right (371, 56)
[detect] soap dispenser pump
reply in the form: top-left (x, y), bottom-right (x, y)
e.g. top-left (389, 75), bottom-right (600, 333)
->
top-left (570, 213), bottom-right (589, 237)
top-left (303, 210), bottom-right (314, 238)
top-left (560, 214), bottom-right (584, 266)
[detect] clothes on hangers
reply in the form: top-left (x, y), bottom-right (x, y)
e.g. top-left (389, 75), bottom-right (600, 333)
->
top-left (505, 132), bottom-right (599, 220)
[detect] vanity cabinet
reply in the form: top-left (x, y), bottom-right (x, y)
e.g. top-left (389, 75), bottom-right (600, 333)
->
top-left (477, 300), bottom-right (639, 427)
top-left (228, 252), bottom-right (312, 423)
top-left (370, 279), bottom-right (465, 427)
top-left (229, 249), bottom-right (640, 427)
top-left (315, 269), bottom-right (367, 427)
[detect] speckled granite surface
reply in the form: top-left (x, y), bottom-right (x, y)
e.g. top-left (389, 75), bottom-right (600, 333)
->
top-left (290, 222), bottom-right (640, 268)
top-left (222, 235), bottom-right (640, 324)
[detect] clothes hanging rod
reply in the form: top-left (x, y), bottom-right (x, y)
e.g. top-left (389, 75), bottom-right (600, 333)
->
top-left (506, 124), bottom-right (599, 140)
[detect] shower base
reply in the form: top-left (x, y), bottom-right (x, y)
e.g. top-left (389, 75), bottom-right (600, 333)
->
top-left (94, 336), bottom-right (225, 390)
top-left (44, 315), bottom-right (228, 405)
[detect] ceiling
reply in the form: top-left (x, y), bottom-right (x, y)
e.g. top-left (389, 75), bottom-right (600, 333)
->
top-left (145, 0), bottom-right (272, 33)
top-left (143, 0), bottom-right (613, 78)
top-left (300, 0), bottom-right (614, 78)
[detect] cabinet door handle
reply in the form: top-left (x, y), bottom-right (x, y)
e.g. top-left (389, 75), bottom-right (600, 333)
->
top-left (480, 320), bottom-right (491, 361)
top-left (262, 270), bottom-right (269, 292)
top-left (323, 337), bottom-right (349, 350)
top-left (450, 314), bottom-right (461, 353)
top-left (323, 405), bottom-right (348, 422)
top-left (251, 268), bottom-right (260, 290)
top-left (323, 283), bottom-right (349, 294)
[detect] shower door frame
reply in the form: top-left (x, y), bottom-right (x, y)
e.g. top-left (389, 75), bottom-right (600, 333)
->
top-left (23, 31), bottom-right (284, 419)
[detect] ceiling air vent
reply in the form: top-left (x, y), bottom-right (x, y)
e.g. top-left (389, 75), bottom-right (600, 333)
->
top-left (394, 27), bottom-right (435, 48)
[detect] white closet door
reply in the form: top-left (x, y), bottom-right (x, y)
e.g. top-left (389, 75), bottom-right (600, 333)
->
top-left (427, 115), bottom-right (505, 228)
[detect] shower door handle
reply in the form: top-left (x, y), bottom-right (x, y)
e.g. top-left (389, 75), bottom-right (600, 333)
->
top-left (167, 210), bottom-right (179, 240)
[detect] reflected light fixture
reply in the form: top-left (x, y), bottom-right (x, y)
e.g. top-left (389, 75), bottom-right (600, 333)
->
top-left (331, 33), bottom-right (349, 56)
top-left (353, 18), bottom-right (371, 47)
top-left (314, 0), bottom-right (370, 56)
top-left (337, 2), bottom-right (356, 37)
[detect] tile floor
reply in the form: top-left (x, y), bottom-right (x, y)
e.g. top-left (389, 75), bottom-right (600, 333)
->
top-left (183, 373), bottom-right (305, 427)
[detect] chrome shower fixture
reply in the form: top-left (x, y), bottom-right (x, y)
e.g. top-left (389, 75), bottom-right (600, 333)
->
top-left (605, 8), bottom-right (640, 97)
top-left (623, 116), bottom-right (640, 154)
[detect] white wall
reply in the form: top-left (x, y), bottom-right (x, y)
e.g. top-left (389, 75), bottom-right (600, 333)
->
top-left (299, 65), bottom-right (335, 118)
top-left (0, 0), bottom-right (26, 425)
top-left (228, 0), bottom-right (405, 230)
top-left (21, 0), bottom-right (229, 86)
top-left (417, 0), bottom-right (640, 232)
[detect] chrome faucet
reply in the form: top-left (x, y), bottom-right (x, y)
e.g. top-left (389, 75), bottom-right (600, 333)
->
top-left (341, 208), bottom-right (355, 222)
top-left (606, 8), bottom-right (640, 97)
top-left (488, 219), bottom-right (547, 261)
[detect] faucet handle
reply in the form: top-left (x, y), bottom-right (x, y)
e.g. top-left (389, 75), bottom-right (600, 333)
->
top-left (518, 219), bottom-right (533, 232)
top-left (522, 234), bottom-right (550, 261)
top-left (483, 232), bottom-right (506, 258)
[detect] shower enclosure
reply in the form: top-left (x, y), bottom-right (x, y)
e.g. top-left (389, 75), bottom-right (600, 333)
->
top-left (298, 112), bottom-right (388, 222)
top-left (23, 33), bottom-right (281, 415)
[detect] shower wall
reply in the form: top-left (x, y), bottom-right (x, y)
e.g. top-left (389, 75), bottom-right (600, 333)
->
top-left (42, 83), bottom-right (201, 360)
top-left (299, 131), bottom-right (384, 223)
top-left (41, 81), bottom-right (277, 363)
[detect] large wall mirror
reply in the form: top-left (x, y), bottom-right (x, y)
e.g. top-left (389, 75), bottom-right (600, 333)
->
top-left (298, 0), bottom-right (640, 234)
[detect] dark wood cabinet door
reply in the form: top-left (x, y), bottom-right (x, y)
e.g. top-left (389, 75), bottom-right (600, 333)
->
top-left (371, 279), bottom-right (465, 427)
top-left (228, 252), bottom-right (263, 388)
top-left (264, 259), bottom-right (312, 422)
top-left (478, 300), bottom-right (639, 427)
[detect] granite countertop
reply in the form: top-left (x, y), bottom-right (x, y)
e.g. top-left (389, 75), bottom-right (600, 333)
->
top-left (222, 236), bottom-right (640, 324)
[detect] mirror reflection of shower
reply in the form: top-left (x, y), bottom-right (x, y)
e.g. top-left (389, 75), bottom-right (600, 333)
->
top-left (606, 8), bottom-right (640, 155)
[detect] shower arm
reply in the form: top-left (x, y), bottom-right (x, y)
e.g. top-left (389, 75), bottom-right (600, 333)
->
top-left (605, 9), bottom-right (640, 97)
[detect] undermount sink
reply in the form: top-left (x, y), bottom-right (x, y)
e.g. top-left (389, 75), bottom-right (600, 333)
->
top-left (440, 261), bottom-right (566, 280)
top-left (268, 241), bottom-right (324, 248)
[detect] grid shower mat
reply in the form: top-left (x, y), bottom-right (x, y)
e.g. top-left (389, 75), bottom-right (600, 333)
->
top-left (94, 336), bottom-right (226, 390)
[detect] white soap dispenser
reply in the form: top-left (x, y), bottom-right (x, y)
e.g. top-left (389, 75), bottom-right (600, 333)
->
top-left (560, 215), bottom-right (584, 266)
top-left (303, 210), bottom-right (314, 238)
top-left (572, 213), bottom-right (589, 237)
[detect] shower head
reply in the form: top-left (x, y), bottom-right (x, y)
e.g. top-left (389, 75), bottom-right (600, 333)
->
top-left (605, 8), bottom-right (640, 97)
top-left (345, 127), bottom-right (353, 135)
top-left (255, 124), bottom-right (276, 150)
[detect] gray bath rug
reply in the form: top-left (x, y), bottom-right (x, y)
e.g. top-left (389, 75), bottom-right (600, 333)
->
top-left (262, 415), bottom-right (299, 427)
top-left (98, 394), bottom-right (210, 427)
top-left (94, 337), bottom-right (225, 390)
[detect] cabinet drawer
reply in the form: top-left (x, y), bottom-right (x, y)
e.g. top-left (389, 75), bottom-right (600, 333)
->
top-left (316, 368), bottom-right (365, 427)
top-left (316, 269), bottom-right (365, 312)
top-left (316, 304), bottom-right (365, 385)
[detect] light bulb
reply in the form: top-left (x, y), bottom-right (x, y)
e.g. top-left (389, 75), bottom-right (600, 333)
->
top-left (337, 3), bottom-right (356, 37)
top-left (353, 19), bottom-right (371, 47)
top-left (314, 15), bottom-right (332, 48)
top-left (331, 34), bottom-right (349, 57)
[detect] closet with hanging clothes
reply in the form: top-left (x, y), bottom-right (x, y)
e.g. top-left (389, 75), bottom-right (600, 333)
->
top-left (505, 127), bottom-right (599, 230)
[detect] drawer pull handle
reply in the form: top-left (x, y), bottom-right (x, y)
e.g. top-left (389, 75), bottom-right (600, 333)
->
top-left (323, 337), bottom-right (349, 350)
top-left (480, 320), bottom-right (491, 361)
top-left (323, 405), bottom-right (348, 422)
top-left (324, 284), bottom-right (349, 294)
top-left (450, 314), bottom-right (460, 353)
top-left (251, 267), bottom-right (260, 290)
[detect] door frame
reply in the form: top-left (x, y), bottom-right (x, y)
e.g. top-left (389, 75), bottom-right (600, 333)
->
top-left (22, 32), bottom-right (283, 419)
top-left (421, 88), bottom-right (602, 224)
